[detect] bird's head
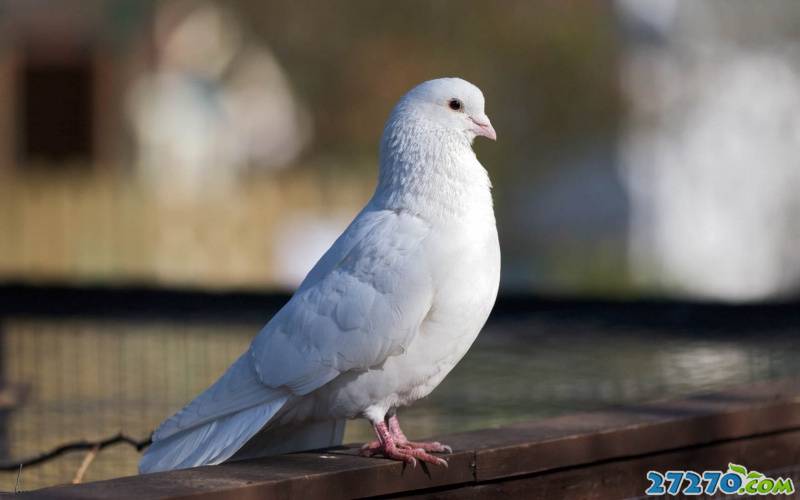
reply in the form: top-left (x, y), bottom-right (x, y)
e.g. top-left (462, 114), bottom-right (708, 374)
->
top-left (376, 78), bottom-right (496, 210)
top-left (390, 77), bottom-right (496, 144)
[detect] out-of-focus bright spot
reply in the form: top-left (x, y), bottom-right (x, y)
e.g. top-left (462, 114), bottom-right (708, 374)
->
top-left (126, 1), bottom-right (311, 200)
top-left (223, 47), bottom-right (312, 169)
top-left (157, 1), bottom-right (241, 79)
top-left (272, 216), bottom-right (350, 288)
top-left (618, 2), bottom-right (800, 300)
top-left (659, 345), bottom-right (749, 388)
top-left (127, 70), bottom-right (232, 197)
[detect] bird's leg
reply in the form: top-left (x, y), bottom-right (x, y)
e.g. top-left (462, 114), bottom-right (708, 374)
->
top-left (359, 419), bottom-right (448, 467)
top-left (359, 412), bottom-right (397, 454)
top-left (387, 415), bottom-right (452, 453)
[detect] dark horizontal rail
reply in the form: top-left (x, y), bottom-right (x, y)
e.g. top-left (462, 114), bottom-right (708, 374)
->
top-left (17, 378), bottom-right (800, 499)
top-left (2, 282), bottom-right (800, 330)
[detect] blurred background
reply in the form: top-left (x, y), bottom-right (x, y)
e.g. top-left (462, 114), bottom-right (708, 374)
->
top-left (1, 0), bottom-right (799, 490)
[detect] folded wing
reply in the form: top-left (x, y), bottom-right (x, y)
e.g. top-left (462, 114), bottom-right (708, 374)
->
top-left (251, 208), bottom-right (433, 393)
top-left (140, 208), bottom-right (433, 472)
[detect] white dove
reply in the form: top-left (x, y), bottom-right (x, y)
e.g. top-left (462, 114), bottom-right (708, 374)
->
top-left (139, 77), bottom-right (500, 473)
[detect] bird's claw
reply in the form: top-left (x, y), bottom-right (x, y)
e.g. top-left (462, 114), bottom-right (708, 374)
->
top-left (397, 440), bottom-right (452, 455)
top-left (395, 447), bottom-right (448, 467)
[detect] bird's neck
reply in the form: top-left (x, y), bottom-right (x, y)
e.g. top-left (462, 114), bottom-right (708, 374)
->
top-left (373, 117), bottom-right (494, 221)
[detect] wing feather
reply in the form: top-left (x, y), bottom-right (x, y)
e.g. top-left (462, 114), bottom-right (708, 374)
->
top-left (251, 208), bottom-right (433, 394)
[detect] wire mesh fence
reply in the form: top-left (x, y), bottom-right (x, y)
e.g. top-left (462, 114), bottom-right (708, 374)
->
top-left (2, 300), bottom-right (800, 491)
top-left (1, 317), bottom-right (254, 490)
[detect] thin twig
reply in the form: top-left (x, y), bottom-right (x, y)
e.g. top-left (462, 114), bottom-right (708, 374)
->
top-left (0, 432), bottom-right (152, 471)
top-left (14, 464), bottom-right (22, 493)
top-left (71, 444), bottom-right (100, 484)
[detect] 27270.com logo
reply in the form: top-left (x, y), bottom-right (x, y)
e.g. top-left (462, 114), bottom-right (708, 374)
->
top-left (645, 463), bottom-right (795, 496)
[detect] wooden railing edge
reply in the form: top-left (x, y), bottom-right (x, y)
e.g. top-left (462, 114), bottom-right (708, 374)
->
top-left (13, 377), bottom-right (800, 499)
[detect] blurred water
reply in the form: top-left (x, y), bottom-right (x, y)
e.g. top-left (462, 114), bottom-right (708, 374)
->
top-left (1, 313), bottom-right (798, 491)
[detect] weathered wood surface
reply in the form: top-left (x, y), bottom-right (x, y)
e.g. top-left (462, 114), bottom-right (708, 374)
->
top-left (13, 378), bottom-right (800, 499)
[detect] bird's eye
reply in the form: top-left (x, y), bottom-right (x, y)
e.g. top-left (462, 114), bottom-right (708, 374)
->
top-left (448, 98), bottom-right (463, 111)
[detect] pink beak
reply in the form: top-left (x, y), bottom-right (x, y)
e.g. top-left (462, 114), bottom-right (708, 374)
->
top-left (471, 115), bottom-right (497, 141)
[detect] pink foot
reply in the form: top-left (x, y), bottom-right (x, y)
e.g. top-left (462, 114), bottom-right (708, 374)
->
top-left (388, 415), bottom-right (453, 454)
top-left (360, 416), bottom-right (450, 467)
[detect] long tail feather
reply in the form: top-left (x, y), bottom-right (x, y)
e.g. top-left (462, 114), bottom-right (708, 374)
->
top-left (139, 395), bottom-right (289, 473)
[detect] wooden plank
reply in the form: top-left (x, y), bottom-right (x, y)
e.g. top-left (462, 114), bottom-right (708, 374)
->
top-left (470, 378), bottom-right (800, 481)
top-left (402, 430), bottom-right (800, 499)
top-left (16, 378), bottom-right (800, 499)
top-left (20, 449), bottom-right (475, 500)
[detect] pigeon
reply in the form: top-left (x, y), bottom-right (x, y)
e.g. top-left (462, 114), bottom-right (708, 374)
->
top-left (139, 77), bottom-right (500, 473)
